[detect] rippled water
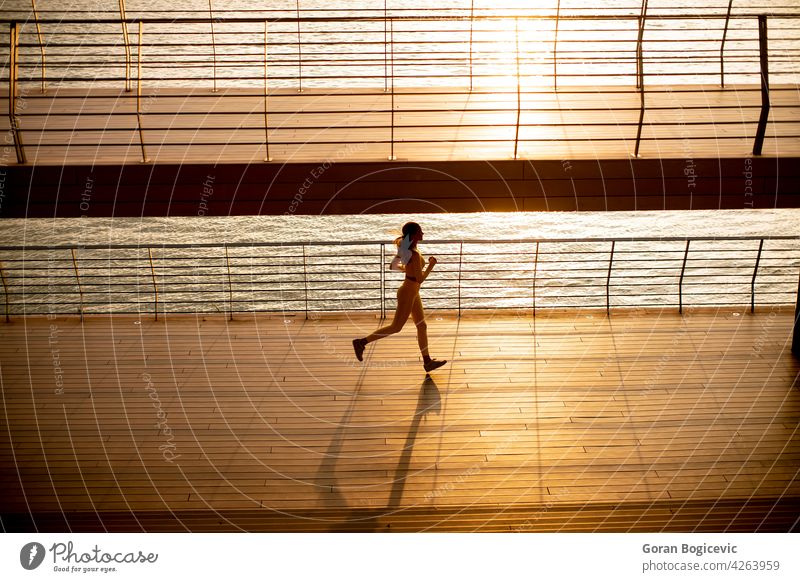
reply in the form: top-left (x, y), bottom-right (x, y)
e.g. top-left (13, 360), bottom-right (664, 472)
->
top-left (0, 210), bottom-right (797, 315)
top-left (1, 208), bottom-right (799, 247)
top-left (1, 0), bottom-right (798, 88)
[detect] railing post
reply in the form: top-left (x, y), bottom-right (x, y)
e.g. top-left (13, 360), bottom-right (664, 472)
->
top-left (264, 20), bottom-right (272, 162)
top-left (633, 1), bottom-right (648, 157)
top-left (119, 0), bottom-right (131, 92)
top-left (792, 268), bottom-right (800, 358)
top-left (636, 0), bottom-right (648, 88)
top-left (553, 0), bottom-right (561, 90)
top-left (468, 0), bottom-right (474, 91)
top-left (457, 242), bottom-right (463, 318)
top-left (136, 21), bottom-right (149, 162)
top-left (384, 0), bottom-right (388, 93)
top-left (753, 15), bottom-right (770, 155)
top-left (606, 240), bottom-right (615, 314)
top-left (678, 239), bottom-right (690, 314)
top-left (225, 244), bottom-right (233, 321)
top-left (0, 259), bottom-right (9, 322)
top-left (31, 0), bottom-right (46, 93)
top-left (720, 0), bottom-right (734, 87)
top-left (388, 18), bottom-right (396, 161)
top-left (295, 0), bottom-right (303, 92)
top-left (380, 243), bottom-right (386, 320)
top-left (750, 238), bottom-right (763, 313)
top-left (70, 248), bottom-right (84, 321)
top-left (302, 244), bottom-right (308, 319)
top-left (513, 17), bottom-right (521, 160)
top-left (208, 0), bottom-right (218, 92)
top-left (8, 21), bottom-right (26, 164)
top-left (532, 241), bottom-right (539, 318)
top-left (147, 247), bottom-right (159, 321)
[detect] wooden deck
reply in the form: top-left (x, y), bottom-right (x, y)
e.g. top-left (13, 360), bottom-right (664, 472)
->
top-left (1, 307), bottom-right (799, 532)
top-left (2, 84), bottom-right (799, 165)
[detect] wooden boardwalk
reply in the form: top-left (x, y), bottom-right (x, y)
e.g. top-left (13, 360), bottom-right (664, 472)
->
top-left (1, 307), bottom-right (798, 532)
top-left (2, 84), bottom-right (799, 165)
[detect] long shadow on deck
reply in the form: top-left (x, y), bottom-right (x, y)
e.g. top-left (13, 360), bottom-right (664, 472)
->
top-left (320, 376), bottom-right (441, 532)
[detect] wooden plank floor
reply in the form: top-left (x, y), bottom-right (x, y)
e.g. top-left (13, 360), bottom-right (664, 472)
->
top-left (1, 307), bottom-right (799, 532)
top-left (2, 84), bottom-right (798, 164)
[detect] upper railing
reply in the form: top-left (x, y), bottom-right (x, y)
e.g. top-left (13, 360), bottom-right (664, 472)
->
top-left (1, 236), bottom-right (798, 320)
top-left (0, 4), bottom-right (799, 164)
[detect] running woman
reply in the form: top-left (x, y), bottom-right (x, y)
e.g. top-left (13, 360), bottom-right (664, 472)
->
top-left (352, 222), bottom-right (447, 373)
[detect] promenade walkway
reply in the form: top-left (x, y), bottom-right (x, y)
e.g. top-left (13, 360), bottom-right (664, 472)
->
top-left (2, 85), bottom-right (799, 164)
top-left (1, 307), bottom-right (798, 531)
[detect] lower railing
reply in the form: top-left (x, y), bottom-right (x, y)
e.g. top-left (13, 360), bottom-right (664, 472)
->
top-left (1, 236), bottom-right (799, 321)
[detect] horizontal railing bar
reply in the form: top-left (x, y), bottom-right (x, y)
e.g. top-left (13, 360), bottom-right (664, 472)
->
top-left (15, 292), bottom-right (795, 302)
top-left (23, 293), bottom-right (796, 301)
top-left (438, 281), bottom-right (792, 288)
top-left (21, 50), bottom-right (792, 58)
top-left (9, 254), bottom-right (793, 266)
top-left (4, 14), bottom-right (800, 24)
top-left (11, 272), bottom-right (796, 283)
top-left (8, 5), bottom-right (799, 11)
top-left (19, 58), bottom-right (793, 67)
top-left (21, 104), bottom-right (793, 119)
top-left (18, 35), bottom-right (799, 44)
top-left (0, 274), bottom-right (787, 283)
top-left (16, 54), bottom-right (793, 63)
top-left (19, 39), bottom-right (792, 45)
top-left (17, 21), bottom-right (791, 29)
top-left (11, 87), bottom-right (781, 99)
top-left (17, 281), bottom-right (796, 292)
top-left (15, 70), bottom-right (791, 79)
top-left (10, 45), bottom-right (786, 54)
top-left (7, 69), bottom-right (777, 80)
top-left (15, 50), bottom-right (792, 59)
top-left (12, 45), bottom-right (751, 53)
top-left (13, 282), bottom-right (795, 293)
top-left (26, 133), bottom-right (800, 147)
top-left (5, 303), bottom-right (792, 312)
top-left (1, 271), bottom-right (780, 279)
top-left (14, 294), bottom-right (794, 304)
top-left (12, 290), bottom-right (797, 300)
top-left (23, 58), bottom-right (790, 67)
top-left (9, 5), bottom-right (798, 11)
top-left (7, 307), bottom-right (379, 312)
top-left (19, 119), bottom-right (800, 133)
top-left (14, 304), bottom-right (787, 314)
top-left (25, 56), bottom-right (790, 65)
top-left (3, 236), bottom-right (797, 252)
top-left (0, 260), bottom-right (374, 266)
top-left (9, 41), bottom-right (778, 51)
top-left (8, 75), bottom-right (777, 85)
top-left (14, 273), bottom-right (797, 285)
top-left (7, 289), bottom-right (381, 298)
top-left (10, 29), bottom-right (785, 39)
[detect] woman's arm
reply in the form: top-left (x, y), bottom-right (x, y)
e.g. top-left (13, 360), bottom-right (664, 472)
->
top-left (390, 253), bottom-right (406, 273)
top-left (416, 254), bottom-right (437, 283)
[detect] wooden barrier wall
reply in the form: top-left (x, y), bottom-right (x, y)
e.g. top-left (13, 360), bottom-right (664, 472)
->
top-left (2, 157), bottom-right (799, 217)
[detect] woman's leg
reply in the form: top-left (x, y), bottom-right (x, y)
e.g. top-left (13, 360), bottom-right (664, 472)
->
top-left (410, 293), bottom-right (447, 372)
top-left (410, 292), bottom-right (429, 357)
top-left (364, 284), bottom-right (414, 343)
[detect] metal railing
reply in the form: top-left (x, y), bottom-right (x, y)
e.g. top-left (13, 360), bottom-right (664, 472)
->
top-left (1, 236), bottom-right (798, 321)
top-left (0, 6), bottom-right (798, 164)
